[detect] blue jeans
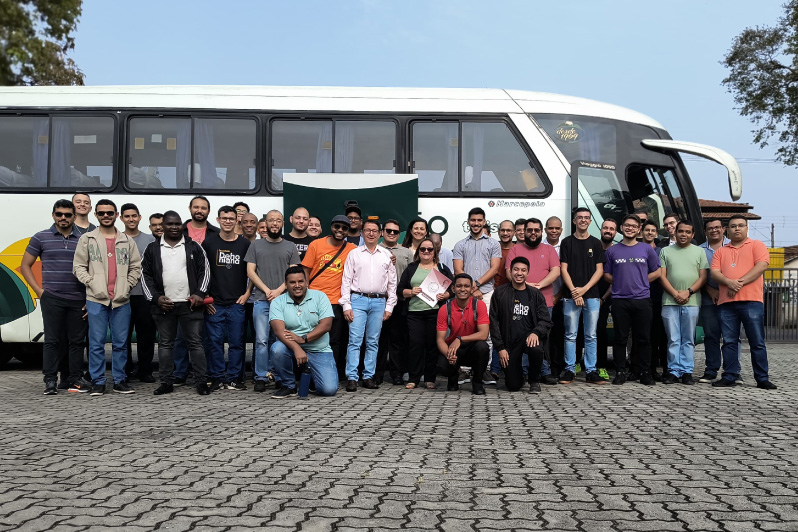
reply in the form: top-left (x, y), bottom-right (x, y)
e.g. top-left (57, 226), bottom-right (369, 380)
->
top-left (271, 340), bottom-right (339, 396)
top-left (204, 303), bottom-right (246, 382)
top-left (661, 305), bottom-right (700, 377)
top-left (563, 298), bottom-right (600, 373)
top-left (345, 294), bottom-right (386, 380)
top-left (86, 301), bottom-right (131, 385)
top-left (700, 304), bottom-right (735, 378)
top-left (253, 300), bottom-right (275, 383)
top-left (718, 301), bottom-right (770, 383)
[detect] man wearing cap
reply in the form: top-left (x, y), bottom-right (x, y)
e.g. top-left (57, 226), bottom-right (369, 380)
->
top-left (302, 215), bottom-right (357, 379)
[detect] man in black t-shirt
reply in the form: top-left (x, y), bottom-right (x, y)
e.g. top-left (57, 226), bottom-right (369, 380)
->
top-left (489, 257), bottom-right (552, 393)
top-left (284, 207), bottom-right (315, 260)
top-left (202, 206), bottom-right (252, 391)
top-left (559, 207), bottom-right (607, 385)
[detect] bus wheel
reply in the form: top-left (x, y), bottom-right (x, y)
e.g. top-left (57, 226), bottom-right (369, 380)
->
top-left (18, 344), bottom-right (43, 368)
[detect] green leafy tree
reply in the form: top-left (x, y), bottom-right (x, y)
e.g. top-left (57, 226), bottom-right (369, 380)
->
top-left (0, 0), bottom-right (84, 86)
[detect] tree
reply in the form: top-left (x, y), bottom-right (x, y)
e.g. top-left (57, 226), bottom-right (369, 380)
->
top-left (0, 0), bottom-right (84, 86)
top-left (722, 1), bottom-right (798, 166)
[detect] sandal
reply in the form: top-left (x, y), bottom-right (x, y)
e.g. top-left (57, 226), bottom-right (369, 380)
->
top-left (405, 382), bottom-right (417, 389)
top-left (425, 382), bottom-right (437, 390)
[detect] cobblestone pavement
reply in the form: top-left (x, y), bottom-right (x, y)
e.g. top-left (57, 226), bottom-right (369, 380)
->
top-left (1, 344), bottom-right (797, 532)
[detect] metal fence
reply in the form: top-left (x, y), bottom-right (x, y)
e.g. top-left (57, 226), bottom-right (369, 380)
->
top-left (764, 268), bottom-right (798, 342)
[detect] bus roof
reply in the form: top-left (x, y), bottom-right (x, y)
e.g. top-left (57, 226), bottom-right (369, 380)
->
top-left (0, 85), bottom-right (665, 129)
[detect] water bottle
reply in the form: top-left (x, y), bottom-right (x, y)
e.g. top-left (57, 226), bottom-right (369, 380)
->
top-left (297, 365), bottom-right (312, 399)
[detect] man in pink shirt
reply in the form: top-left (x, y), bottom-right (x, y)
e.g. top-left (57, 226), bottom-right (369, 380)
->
top-left (339, 219), bottom-right (398, 392)
top-left (505, 218), bottom-right (561, 308)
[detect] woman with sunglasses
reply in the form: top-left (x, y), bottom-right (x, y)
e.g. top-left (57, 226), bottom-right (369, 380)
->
top-left (397, 237), bottom-right (453, 389)
top-left (401, 218), bottom-right (429, 255)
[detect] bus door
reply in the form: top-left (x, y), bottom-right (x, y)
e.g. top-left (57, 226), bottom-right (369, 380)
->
top-left (571, 161), bottom-right (628, 240)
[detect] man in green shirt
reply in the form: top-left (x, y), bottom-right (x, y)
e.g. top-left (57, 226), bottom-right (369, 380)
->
top-left (658, 220), bottom-right (708, 385)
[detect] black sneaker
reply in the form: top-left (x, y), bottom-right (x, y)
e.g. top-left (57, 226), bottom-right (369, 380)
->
top-left (681, 374), bottom-right (695, 386)
top-left (227, 380), bottom-right (247, 391)
top-left (173, 377), bottom-right (187, 387)
top-left (272, 387), bottom-right (297, 399)
top-left (113, 381), bottom-right (135, 394)
top-left (712, 378), bottom-right (737, 388)
top-left (640, 375), bottom-right (656, 386)
top-left (209, 379), bottom-right (225, 392)
top-left (558, 370), bottom-right (575, 384)
top-left (68, 377), bottom-right (92, 394)
top-left (651, 371), bottom-right (663, 382)
top-left (138, 374), bottom-right (156, 383)
top-left (612, 373), bottom-right (627, 385)
top-left (44, 381), bottom-right (58, 395)
top-left (662, 373), bottom-right (678, 385)
top-left (89, 384), bottom-right (105, 396)
top-left (757, 380), bottom-right (777, 390)
top-left (57, 378), bottom-right (69, 390)
top-left (698, 372), bottom-right (717, 384)
top-left (529, 382), bottom-right (542, 394)
top-left (542, 374), bottom-right (559, 385)
top-left (585, 371), bottom-right (608, 384)
top-left (253, 380), bottom-right (267, 393)
top-left (196, 382), bottom-right (211, 395)
top-left (153, 383), bottom-right (174, 395)
top-left (471, 383), bottom-right (486, 395)
top-left (627, 371), bottom-right (641, 382)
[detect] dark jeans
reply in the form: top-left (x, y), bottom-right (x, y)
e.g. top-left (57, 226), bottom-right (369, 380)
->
top-left (630, 301), bottom-right (667, 375)
top-left (549, 299), bottom-right (565, 375)
top-left (330, 304), bottom-right (350, 380)
top-left (376, 306), bottom-right (407, 381)
top-left (612, 298), bottom-right (652, 374)
top-left (126, 295), bottom-right (156, 377)
top-left (504, 338), bottom-right (544, 392)
top-left (437, 340), bottom-right (490, 385)
top-left (152, 302), bottom-right (207, 384)
top-left (597, 299), bottom-right (611, 369)
top-left (41, 291), bottom-right (87, 384)
top-left (718, 301), bottom-right (769, 383)
top-left (407, 309), bottom-right (439, 384)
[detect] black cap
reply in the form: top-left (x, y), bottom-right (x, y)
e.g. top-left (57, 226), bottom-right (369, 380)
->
top-left (331, 215), bottom-right (351, 226)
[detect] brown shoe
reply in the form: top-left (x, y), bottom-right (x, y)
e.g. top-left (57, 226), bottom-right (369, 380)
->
top-left (346, 380), bottom-right (358, 392)
top-left (362, 378), bottom-right (379, 389)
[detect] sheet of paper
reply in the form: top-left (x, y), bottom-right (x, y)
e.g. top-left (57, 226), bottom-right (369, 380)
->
top-left (417, 268), bottom-right (451, 308)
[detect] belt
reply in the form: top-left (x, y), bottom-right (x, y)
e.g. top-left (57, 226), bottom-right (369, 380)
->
top-left (352, 291), bottom-right (387, 299)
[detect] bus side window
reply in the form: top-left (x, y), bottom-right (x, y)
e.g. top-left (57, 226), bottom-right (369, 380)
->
top-left (411, 122), bottom-right (459, 193)
top-left (0, 116), bottom-right (48, 188)
top-left (461, 122), bottom-right (542, 194)
top-left (51, 116), bottom-right (115, 189)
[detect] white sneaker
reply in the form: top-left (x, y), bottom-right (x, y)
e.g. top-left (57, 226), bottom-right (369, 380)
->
top-left (482, 371), bottom-right (497, 385)
top-left (457, 369), bottom-right (471, 384)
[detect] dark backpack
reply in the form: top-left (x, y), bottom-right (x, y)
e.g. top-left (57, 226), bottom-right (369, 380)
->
top-left (446, 297), bottom-right (479, 333)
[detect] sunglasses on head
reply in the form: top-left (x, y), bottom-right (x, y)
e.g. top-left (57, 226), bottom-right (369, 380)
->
top-left (418, 246), bottom-right (434, 253)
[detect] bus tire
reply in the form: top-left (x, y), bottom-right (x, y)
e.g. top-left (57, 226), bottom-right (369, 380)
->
top-left (18, 343), bottom-right (43, 368)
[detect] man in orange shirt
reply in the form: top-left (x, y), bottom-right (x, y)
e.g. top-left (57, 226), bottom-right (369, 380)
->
top-left (710, 215), bottom-right (775, 390)
top-left (302, 215), bottom-right (357, 379)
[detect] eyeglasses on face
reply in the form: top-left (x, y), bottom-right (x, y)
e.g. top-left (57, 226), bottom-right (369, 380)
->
top-left (363, 229), bottom-right (379, 234)
top-left (219, 217), bottom-right (237, 223)
top-left (418, 247), bottom-right (434, 253)
top-left (347, 216), bottom-right (361, 221)
top-left (622, 223), bottom-right (639, 229)
top-left (54, 212), bottom-right (74, 218)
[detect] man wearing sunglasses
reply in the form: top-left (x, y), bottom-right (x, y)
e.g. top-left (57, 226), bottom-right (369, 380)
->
top-left (73, 199), bottom-right (142, 396)
top-left (21, 200), bottom-right (91, 395)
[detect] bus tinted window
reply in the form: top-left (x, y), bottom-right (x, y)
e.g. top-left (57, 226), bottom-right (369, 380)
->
top-left (128, 117), bottom-right (191, 189)
top-left (193, 118), bottom-right (256, 190)
top-left (50, 116), bottom-right (115, 188)
top-left (412, 122), bottom-right (459, 193)
top-left (461, 122), bottom-right (540, 193)
top-left (335, 121), bottom-right (395, 174)
top-left (534, 116), bottom-right (618, 164)
top-left (0, 116), bottom-right (49, 188)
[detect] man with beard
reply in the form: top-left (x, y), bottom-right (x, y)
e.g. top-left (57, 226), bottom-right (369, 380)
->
top-left (149, 213), bottom-right (164, 238)
top-left (302, 216), bottom-right (357, 379)
top-left (559, 208), bottom-right (606, 385)
top-left (596, 218), bottom-right (617, 377)
top-left (182, 195), bottom-right (218, 245)
top-left (245, 210), bottom-right (301, 392)
top-left (285, 207), bottom-right (315, 260)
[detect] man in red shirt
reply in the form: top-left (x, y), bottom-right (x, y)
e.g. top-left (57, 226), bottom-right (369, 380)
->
top-left (436, 274), bottom-right (490, 395)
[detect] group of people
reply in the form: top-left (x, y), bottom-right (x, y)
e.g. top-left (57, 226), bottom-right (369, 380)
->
top-left (21, 193), bottom-right (777, 398)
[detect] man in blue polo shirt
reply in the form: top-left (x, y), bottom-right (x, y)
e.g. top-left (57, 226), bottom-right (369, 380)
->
top-left (269, 265), bottom-right (338, 398)
top-left (21, 199), bottom-right (92, 395)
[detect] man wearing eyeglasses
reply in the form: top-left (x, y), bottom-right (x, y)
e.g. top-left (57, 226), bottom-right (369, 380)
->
top-left (345, 205), bottom-right (365, 246)
top-left (72, 199), bottom-right (142, 396)
top-left (340, 220), bottom-right (397, 391)
top-left (21, 200), bottom-right (91, 395)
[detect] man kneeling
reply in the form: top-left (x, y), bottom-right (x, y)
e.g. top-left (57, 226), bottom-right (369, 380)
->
top-left (436, 274), bottom-right (490, 395)
top-left (490, 257), bottom-right (552, 393)
top-left (268, 266), bottom-right (339, 398)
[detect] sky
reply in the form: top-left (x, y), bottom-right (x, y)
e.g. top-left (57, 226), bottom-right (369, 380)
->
top-left (71, 0), bottom-right (796, 246)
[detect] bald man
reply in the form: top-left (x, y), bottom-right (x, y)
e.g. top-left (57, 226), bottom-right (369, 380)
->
top-left (285, 206), bottom-right (314, 260)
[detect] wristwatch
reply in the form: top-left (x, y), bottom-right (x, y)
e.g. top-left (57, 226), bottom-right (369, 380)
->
top-left (475, 281), bottom-right (482, 288)
top-left (456, 336), bottom-right (462, 343)
top-left (687, 288), bottom-right (694, 295)
top-left (302, 334), bottom-right (308, 343)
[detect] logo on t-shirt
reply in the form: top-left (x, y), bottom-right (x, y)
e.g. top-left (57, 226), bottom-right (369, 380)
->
top-left (318, 253), bottom-right (343, 273)
top-left (513, 300), bottom-right (529, 320)
top-left (217, 249), bottom-right (242, 269)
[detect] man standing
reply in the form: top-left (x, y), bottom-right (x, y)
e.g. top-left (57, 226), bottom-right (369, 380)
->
top-left (345, 204), bottom-right (364, 246)
top-left (559, 208), bottom-right (606, 384)
top-left (657, 213), bottom-right (680, 248)
top-left (544, 216), bottom-right (565, 375)
top-left (141, 211), bottom-right (212, 396)
top-left (71, 193), bottom-right (96, 235)
top-left (710, 215), bottom-right (776, 389)
top-left (340, 220), bottom-right (397, 392)
top-left (285, 207), bottom-right (315, 259)
top-left (302, 216), bottom-right (357, 379)
top-left (596, 218), bottom-right (617, 378)
top-left (233, 202), bottom-right (250, 235)
top-left (698, 218), bottom-right (733, 383)
top-left (490, 257), bottom-right (552, 393)
top-left (604, 214), bottom-right (661, 386)
top-left (183, 195), bottom-right (219, 245)
top-left (203, 206), bottom-right (252, 391)
top-left (73, 199), bottom-right (141, 396)
top-left (430, 233), bottom-right (454, 273)
top-left (21, 200), bottom-right (91, 395)
top-left (495, 220), bottom-right (516, 288)
top-left (245, 210), bottom-right (302, 392)
top-left (269, 266), bottom-right (339, 398)
top-left (149, 213), bottom-right (164, 238)
top-left (514, 218), bottom-right (527, 245)
top-left (120, 203), bottom-right (157, 383)
top-left (240, 213), bottom-right (258, 243)
top-left (436, 274), bottom-right (490, 395)
top-left (376, 219), bottom-right (414, 385)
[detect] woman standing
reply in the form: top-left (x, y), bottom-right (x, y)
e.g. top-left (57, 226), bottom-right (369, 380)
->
top-left (402, 218), bottom-right (429, 255)
top-left (398, 237), bottom-right (453, 389)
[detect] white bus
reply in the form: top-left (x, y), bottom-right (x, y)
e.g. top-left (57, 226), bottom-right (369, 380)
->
top-left (0, 85), bottom-right (741, 361)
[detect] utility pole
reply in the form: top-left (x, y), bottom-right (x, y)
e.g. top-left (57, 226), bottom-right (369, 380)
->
top-left (771, 223), bottom-right (775, 248)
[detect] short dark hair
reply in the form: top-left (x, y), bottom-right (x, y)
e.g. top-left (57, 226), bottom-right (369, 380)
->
top-left (95, 199), bottom-right (117, 211)
top-left (453, 273), bottom-right (473, 285)
top-left (676, 220), bottom-right (695, 233)
top-left (468, 207), bottom-right (485, 219)
top-left (52, 199), bottom-right (75, 214)
top-left (190, 195), bottom-right (210, 209)
top-left (284, 265), bottom-right (306, 281)
top-left (362, 219), bottom-right (381, 231)
top-left (149, 213), bottom-right (164, 223)
top-left (704, 217), bottom-right (724, 228)
top-left (232, 201), bottom-right (250, 212)
top-left (602, 217), bottom-right (618, 229)
top-left (728, 214), bottom-right (748, 226)
top-left (525, 217), bottom-right (543, 229)
top-left (218, 205), bottom-right (236, 217)
top-left (643, 220), bottom-right (659, 231)
top-left (120, 203), bottom-right (139, 215)
top-left (622, 214), bottom-right (642, 227)
top-left (663, 212), bottom-right (680, 223)
top-left (510, 256), bottom-right (530, 270)
top-left (573, 207), bottom-right (591, 218)
top-left (514, 218), bottom-right (527, 227)
top-left (162, 210), bottom-right (181, 223)
top-left (632, 208), bottom-right (650, 217)
top-left (383, 218), bottom-right (400, 229)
